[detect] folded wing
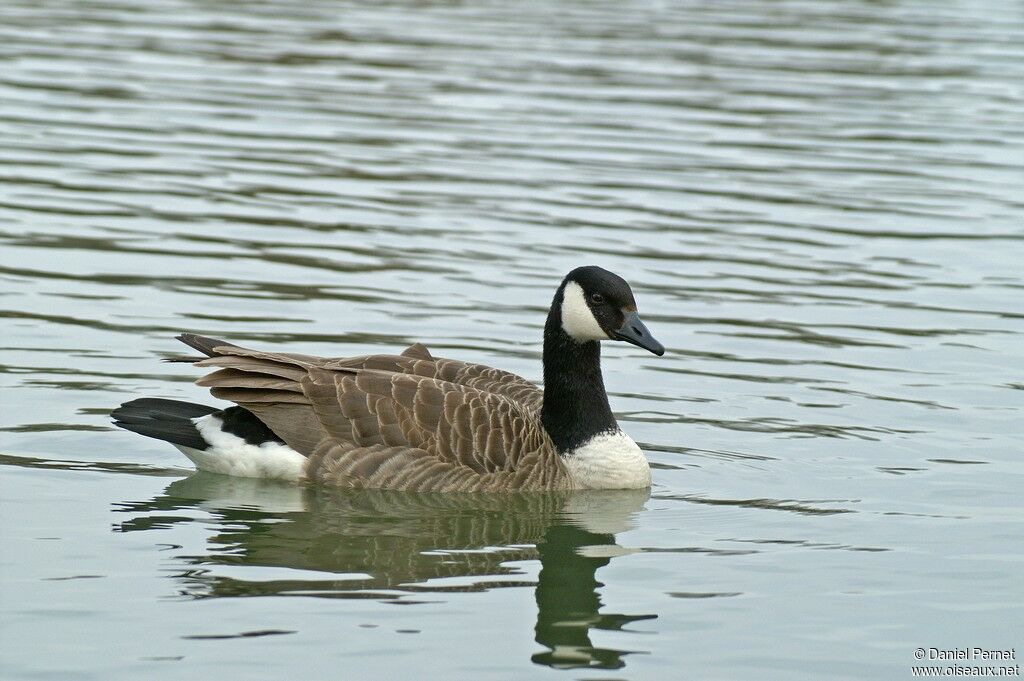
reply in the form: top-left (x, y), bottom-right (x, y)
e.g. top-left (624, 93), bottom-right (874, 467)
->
top-left (177, 335), bottom-right (558, 490)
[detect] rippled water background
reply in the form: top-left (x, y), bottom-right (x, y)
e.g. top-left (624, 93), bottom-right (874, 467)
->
top-left (2, 1), bottom-right (1022, 679)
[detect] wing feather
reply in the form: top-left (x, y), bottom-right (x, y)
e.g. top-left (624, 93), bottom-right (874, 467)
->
top-left (300, 367), bottom-right (550, 476)
top-left (178, 336), bottom-right (561, 489)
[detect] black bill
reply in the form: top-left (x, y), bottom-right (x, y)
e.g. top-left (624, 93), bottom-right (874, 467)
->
top-left (613, 311), bottom-right (665, 356)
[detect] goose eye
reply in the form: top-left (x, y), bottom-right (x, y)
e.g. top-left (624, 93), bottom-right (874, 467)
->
top-left (590, 293), bottom-right (604, 304)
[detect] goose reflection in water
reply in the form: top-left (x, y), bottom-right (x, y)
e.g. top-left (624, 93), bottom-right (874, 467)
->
top-left (115, 474), bottom-right (656, 670)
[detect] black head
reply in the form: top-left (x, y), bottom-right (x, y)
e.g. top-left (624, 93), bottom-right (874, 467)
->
top-left (557, 266), bottom-right (664, 356)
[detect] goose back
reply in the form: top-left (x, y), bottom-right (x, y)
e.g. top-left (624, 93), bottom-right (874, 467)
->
top-left (179, 334), bottom-right (570, 492)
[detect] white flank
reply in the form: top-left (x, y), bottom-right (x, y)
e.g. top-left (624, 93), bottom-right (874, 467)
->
top-left (562, 431), bottom-right (652, 490)
top-left (560, 280), bottom-right (609, 342)
top-left (174, 415), bottom-right (306, 481)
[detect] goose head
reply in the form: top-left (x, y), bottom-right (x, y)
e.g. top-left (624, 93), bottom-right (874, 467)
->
top-left (558, 265), bottom-right (664, 356)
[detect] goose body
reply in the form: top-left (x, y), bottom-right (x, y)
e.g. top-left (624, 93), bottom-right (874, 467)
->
top-left (113, 266), bottom-right (665, 491)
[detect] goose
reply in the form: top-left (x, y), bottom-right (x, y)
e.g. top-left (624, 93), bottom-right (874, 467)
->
top-left (112, 266), bottom-right (665, 491)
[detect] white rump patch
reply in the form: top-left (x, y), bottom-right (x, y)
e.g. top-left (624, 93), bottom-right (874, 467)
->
top-left (562, 431), bottom-right (651, 490)
top-left (174, 414), bottom-right (306, 481)
top-left (560, 280), bottom-right (608, 342)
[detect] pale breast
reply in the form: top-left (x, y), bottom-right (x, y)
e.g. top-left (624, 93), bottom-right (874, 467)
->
top-left (561, 431), bottom-right (652, 490)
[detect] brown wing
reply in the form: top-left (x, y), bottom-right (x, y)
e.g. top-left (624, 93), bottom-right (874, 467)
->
top-left (179, 335), bottom-right (562, 490)
top-left (300, 366), bottom-right (549, 474)
top-left (179, 334), bottom-right (542, 411)
top-left (323, 348), bottom-right (543, 413)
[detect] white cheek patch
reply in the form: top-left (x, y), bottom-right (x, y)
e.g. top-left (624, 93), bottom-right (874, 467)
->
top-left (561, 280), bottom-right (609, 342)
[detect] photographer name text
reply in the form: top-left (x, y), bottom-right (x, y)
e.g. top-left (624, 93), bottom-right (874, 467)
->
top-left (917, 649), bottom-right (1017, 662)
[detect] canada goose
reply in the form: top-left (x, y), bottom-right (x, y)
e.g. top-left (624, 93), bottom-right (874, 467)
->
top-left (112, 266), bottom-right (665, 491)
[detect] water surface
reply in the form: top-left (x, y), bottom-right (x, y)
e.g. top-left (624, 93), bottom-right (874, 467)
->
top-left (1, 1), bottom-right (1022, 679)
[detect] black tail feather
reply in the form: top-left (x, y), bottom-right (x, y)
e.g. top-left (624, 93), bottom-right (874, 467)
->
top-left (112, 398), bottom-right (219, 450)
top-left (112, 398), bottom-right (219, 420)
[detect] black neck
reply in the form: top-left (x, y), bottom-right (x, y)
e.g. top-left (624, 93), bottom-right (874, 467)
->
top-left (541, 287), bottom-right (618, 454)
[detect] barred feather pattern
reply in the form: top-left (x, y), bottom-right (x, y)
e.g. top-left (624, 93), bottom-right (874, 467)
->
top-left (181, 335), bottom-right (572, 492)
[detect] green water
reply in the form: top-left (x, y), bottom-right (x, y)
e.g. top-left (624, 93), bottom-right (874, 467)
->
top-left (1, 1), bottom-right (1022, 679)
